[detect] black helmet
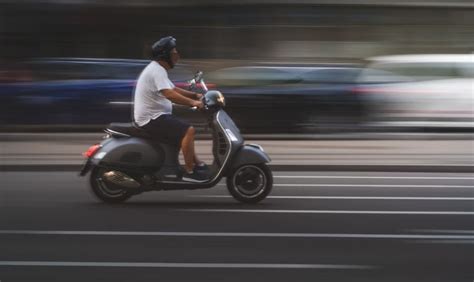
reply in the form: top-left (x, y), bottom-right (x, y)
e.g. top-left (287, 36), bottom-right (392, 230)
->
top-left (151, 36), bottom-right (177, 67)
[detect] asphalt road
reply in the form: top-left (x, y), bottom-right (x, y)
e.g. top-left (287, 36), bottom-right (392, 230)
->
top-left (1, 171), bottom-right (473, 282)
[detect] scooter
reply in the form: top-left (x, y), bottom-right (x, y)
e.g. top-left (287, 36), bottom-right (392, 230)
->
top-left (79, 72), bottom-right (273, 204)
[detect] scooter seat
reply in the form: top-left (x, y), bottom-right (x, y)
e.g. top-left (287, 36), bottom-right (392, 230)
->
top-left (107, 122), bottom-right (151, 139)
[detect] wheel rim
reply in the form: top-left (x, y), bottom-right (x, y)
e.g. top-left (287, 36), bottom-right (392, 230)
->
top-left (232, 165), bottom-right (267, 198)
top-left (95, 172), bottom-right (127, 198)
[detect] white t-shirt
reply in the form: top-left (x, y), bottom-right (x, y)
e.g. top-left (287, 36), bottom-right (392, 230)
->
top-left (133, 61), bottom-right (175, 127)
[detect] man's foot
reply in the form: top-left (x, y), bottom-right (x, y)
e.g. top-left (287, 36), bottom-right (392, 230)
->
top-left (195, 162), bottom-right (209, 172)
top-left (182, 170), bottom-right (208, 183)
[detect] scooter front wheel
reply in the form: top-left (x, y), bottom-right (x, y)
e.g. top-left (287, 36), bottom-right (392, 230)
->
top-left (89, 167), bottom-right (133, 204)
top-left (227, 164), bottom-right (273, 204)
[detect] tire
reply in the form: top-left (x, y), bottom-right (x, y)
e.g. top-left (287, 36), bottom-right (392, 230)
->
top-left (89, 167), bottom-right (133, 204)
top-left (226, 164), bottom-right (273, 204)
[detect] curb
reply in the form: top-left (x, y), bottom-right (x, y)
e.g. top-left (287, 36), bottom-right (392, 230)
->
top-left (1, 132), bottom-right (474, 141)
top-left (2, 165), bottom-right (473, 173)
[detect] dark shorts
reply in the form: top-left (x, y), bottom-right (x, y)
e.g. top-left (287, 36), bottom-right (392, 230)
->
top-left (141, 114), bottom-right (191, 146)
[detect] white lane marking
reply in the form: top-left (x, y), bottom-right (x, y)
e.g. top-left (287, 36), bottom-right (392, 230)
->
top-left (0, 261), bottom-right (373, 269)
top-left (193, 195), bottom-right (474, 201)
top-left (272, 184), bottom-right (474, 188)
top-left (216, 183), bottom-right (474, 188)
top-left (413, 240), bottom-right (474, 244)
top-left (176, 209), bottom-right (474, 215)
top-left (0, 230), bottom-right (473, 240)
top-left (410, 229), bottom-right (474, 234)
top-left (274, 175), bottom-right (474, 180)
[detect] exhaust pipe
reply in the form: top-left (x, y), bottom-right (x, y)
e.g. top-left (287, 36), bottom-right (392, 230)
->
top-left (103, 171), bottom-right (140, 189)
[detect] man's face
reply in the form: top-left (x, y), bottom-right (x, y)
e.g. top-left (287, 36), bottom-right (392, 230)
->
top-left (170, 48), bottom-right (180, 66)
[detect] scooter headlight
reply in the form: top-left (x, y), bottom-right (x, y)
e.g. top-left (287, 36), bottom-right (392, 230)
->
top-left (217, 92), bottom-right (225, 107)
top-left (204, 90), bottom-right (225, 108)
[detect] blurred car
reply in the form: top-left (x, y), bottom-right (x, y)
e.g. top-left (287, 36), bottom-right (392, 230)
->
top-left (355, 54), bottom-right (474, 130)
top-left (0, 58), bottom-right (366, 134)
top-left (206, 66), bottom-right (365, 133)
top-left (0, 58), bottom-right (193, 128)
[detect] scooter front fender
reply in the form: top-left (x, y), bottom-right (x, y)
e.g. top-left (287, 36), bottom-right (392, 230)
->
top-left (229, 144), bottom-right (271, 171)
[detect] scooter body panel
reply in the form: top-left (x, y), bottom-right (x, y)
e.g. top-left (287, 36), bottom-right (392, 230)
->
top-left (212, 109), bottom-right (244, 166)
top-left (229, 144), bottom-right (271, 171)
top-left (91, 137), bottom-right (164, 173)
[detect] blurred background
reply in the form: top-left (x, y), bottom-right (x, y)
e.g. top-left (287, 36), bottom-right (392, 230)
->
top-left (1, 3), bottom-right (473, 281)
top-left (0, 0), bottom-right (473, 134)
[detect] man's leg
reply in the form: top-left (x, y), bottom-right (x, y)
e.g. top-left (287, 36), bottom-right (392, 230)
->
top-left (181, 126), bottom-right (196, 173)
top-left (194, 154), bottom-right (203, 166)
top-left (181, 125), bottom-right (208, 182)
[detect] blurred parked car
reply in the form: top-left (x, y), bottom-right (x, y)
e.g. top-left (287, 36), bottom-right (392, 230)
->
top-left (206, 66), bottom-right (365, 133)
top-left (0, 58), bottom-right (193, 128)
top-left (355, 54), bottom-right (474, 130)
top-left (0, 58), bottom-right (366, 133)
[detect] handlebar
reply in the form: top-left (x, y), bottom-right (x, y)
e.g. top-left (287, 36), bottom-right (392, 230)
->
top-left (194, 71), bottom-right (203, 82)
top-left (200, 78), bottom-right (209, 92)
top-left (189, 71), bottom-right (209, 92)
top-left (190, 94), bottom-right (208, 112)
top-left (187, 71), bottom-right (209, 112)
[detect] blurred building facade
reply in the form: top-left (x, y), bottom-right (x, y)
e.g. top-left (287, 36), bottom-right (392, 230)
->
top-left (0, 0), bottom-right (473, 61)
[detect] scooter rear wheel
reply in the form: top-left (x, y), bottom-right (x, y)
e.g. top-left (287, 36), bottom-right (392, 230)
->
top-left (227, 164), bottom-right (273, 204)
top-left (89, 167), bottom-right (133, 204)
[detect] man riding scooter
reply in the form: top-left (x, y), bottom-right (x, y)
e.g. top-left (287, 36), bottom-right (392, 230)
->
top-left (80, 37), bottom-right (273, 204)
top-left (134, 36), bottom-right (208, 182)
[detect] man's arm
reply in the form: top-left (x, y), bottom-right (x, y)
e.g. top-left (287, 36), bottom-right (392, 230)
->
top-left (161, 88), bottom-right (203, 108)
top-left (174, 87), bottom-right (202, 100)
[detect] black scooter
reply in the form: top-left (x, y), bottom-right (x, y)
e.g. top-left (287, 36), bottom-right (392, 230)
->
top-left (79, 72), bottom-right (272, 204)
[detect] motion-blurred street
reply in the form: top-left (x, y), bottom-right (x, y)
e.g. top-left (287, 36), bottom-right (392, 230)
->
top-left (1, 170), bottom-right (473, 282)
top-left (1, 133), bottom-right (473, 281)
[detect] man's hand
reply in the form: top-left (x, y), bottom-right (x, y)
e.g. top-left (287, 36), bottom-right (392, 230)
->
top-left (191, 100), bottom-right (204, 109)
top-left (162, 89), bottom-right (204, 109)
top-left (174, 87), bottom-right (203, 100)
